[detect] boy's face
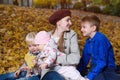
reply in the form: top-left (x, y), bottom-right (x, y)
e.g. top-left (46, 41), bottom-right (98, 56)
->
top-left (27, 43), bottom-right (39, 54)
top-left (81, 21), bottom-right (95, 37)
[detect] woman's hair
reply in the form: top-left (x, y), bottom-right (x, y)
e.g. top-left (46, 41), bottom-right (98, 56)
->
top-left (25, 32), bottom-right (36, 44)
top-left (57, 32), bottom-right (65, 53)
top-left (52, 30), bottom-right (65, 53)
top-left (81, 15), bottom-right (100, 31)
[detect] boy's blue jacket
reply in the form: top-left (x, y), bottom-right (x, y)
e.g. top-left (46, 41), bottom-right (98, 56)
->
top-left (77, 32), bottom-right (116, 80)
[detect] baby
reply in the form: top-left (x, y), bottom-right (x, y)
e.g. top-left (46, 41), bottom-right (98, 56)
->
top-left (34, 31), bottom-right (57, 77)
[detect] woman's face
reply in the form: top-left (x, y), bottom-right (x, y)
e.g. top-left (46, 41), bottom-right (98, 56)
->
top-left (57, 16), bottom-right (72, 32)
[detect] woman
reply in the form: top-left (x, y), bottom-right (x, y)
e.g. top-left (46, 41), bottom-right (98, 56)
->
top-left (0, 9), bottom-right (81, 80)
top-left (42, 9), bottom-right (81, 80)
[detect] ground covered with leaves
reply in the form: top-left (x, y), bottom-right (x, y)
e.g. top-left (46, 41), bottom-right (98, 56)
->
top-left (0, 5), bottom-right (120, 74)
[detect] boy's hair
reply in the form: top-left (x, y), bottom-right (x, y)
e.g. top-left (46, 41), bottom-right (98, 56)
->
top-left (81, 15), bottom-right (100, 31)
top-left (25, 32), bottom-right (36, 44)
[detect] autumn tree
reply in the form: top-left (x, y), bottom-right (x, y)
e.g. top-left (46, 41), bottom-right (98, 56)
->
top-left (60, 0), bottom-right (71, 9)
top-left (33, 0), bottom-right (56, 8)
top-left (60, 0), bottom-right (66, 9)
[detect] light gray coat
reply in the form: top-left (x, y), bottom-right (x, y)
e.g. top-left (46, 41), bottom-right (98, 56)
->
top-left (49, 30), bottom-right (80, 65)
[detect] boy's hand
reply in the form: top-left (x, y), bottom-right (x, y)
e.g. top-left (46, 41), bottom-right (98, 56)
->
top-left (84, 77), bottom-right (89, 80)
top-left (14, 70), bottom-right (21, 78)
top-left (40, 63), bottom-right (48, 69)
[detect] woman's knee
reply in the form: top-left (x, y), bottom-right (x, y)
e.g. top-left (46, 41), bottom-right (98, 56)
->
top-left (42, 71), bottom-right (65, 80)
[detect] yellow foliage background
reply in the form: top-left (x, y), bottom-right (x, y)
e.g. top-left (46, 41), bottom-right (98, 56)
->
top-left (0, 5), bottom-right (120, 74)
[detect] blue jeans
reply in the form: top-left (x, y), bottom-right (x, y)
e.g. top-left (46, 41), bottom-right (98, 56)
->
top-left (0, 71), bottom-right (64, 80)
top-left (41, 71), bottom-right (65, 80)
top-left (94, 68), bottom-right (120, 80)
top-left (0, 71), bottom-right (40, 80)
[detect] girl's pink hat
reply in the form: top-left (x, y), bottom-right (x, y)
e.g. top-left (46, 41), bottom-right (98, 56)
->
top-left (34, 31), bottom-right (50, 44)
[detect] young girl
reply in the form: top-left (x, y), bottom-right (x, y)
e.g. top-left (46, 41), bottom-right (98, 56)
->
top-left (0, 32), bottom-right (40, 80)
top-left (14, 32), bottom-right (41, 78)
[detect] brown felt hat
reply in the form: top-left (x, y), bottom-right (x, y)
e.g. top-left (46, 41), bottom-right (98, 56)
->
top-left (49, 9), bottom-right (71, 25)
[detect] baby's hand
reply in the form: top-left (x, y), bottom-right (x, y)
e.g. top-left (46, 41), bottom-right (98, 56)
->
top-left (33, 59), bottom-right (37, 66)
top-left (26, 68), bottom-right (32, 77)
top-left (40, 63), bottom-right (48, 69)
top-left (26, 73), bottom-right (32, 77)
top-left (14, 70), bottom-right (21, 78)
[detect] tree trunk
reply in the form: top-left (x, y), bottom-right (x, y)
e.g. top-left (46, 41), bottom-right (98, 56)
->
top-left (0, 0), bottom-right (3, 4)
top-left (3, 0), bottom-right (9, 4)
top-left (61, 0), bottom-right (67, 9)
top-left (20, 0), bottom-right (24, 6)
top-left (27, 0), bottom-right (29, 7)
top-left (9, 0), bottom-right (13, 5)
top-left (82, 0), bottom-right (87, 10)
top-left (13, 0), bottom-right (19, 5)
top-left (29, 0), bottom-right (33, 7)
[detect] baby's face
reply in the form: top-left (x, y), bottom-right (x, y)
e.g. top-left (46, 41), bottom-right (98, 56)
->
top-left (36, 44), bottom-right (45, 51)
top-left (27, 43), bottom-right (39, 54)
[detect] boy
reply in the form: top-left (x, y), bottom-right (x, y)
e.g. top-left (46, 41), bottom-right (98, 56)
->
top-left (77, 15), bottom-right (120, 80)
